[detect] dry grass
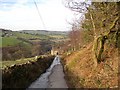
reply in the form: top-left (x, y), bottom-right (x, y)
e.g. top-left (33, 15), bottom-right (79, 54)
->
top-left (62, 43), bottom-right (118, 88)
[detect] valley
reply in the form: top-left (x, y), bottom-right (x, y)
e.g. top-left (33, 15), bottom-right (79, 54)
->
top-left (0, 28), bottom-right (68, 61)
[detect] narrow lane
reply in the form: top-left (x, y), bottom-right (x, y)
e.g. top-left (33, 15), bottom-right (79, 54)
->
top-left (27, 55), bottom-right (68, 89)
top-left (48, 64), bottom-right (68, 88)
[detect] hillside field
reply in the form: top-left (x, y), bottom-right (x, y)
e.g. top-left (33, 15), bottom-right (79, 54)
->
top-left (1, 29), bottom-right (68, 47)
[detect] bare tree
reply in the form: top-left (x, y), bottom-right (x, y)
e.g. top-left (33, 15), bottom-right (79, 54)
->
top-left (64, 0), bottom-right (119, 68)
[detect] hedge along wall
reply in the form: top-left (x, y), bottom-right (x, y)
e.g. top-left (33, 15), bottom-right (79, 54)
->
top-left (2, 55), bottom-right (54, 89)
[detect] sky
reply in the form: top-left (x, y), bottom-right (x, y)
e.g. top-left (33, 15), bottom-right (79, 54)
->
top-left (0, 0), bottom-right (75, 31)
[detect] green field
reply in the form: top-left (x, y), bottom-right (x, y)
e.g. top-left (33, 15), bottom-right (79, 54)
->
top-left (1, 37), bottom-right (33, 47)
top-left (1, 37), bottom-right (22, 47)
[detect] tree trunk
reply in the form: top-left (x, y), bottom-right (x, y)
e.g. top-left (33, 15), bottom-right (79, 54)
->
top-left (89, 10), bottom-right (98, 68)
top-left (97, 35), bottom-right (106, 63)
top-left (93, 35), bottom-right (107, 65)
top-left (92, 36), bottom-right (98, 68)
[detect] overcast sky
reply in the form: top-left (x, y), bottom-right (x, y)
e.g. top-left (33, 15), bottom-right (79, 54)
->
top-left (0, 0), bottom-right (76, 31)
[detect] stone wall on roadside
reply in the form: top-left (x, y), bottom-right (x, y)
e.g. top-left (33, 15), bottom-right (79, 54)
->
top-left (2, 55), bottom-right (54, 88)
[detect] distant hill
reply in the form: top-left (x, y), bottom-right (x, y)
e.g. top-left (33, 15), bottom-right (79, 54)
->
top-left (0, 28), bottom-right (69, 47)
top-left (19, 30), bottom-right (68, 36)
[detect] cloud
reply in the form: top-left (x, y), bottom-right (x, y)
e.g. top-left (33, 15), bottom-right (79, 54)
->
top-left (0, 0), bottom-right (74, 31)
